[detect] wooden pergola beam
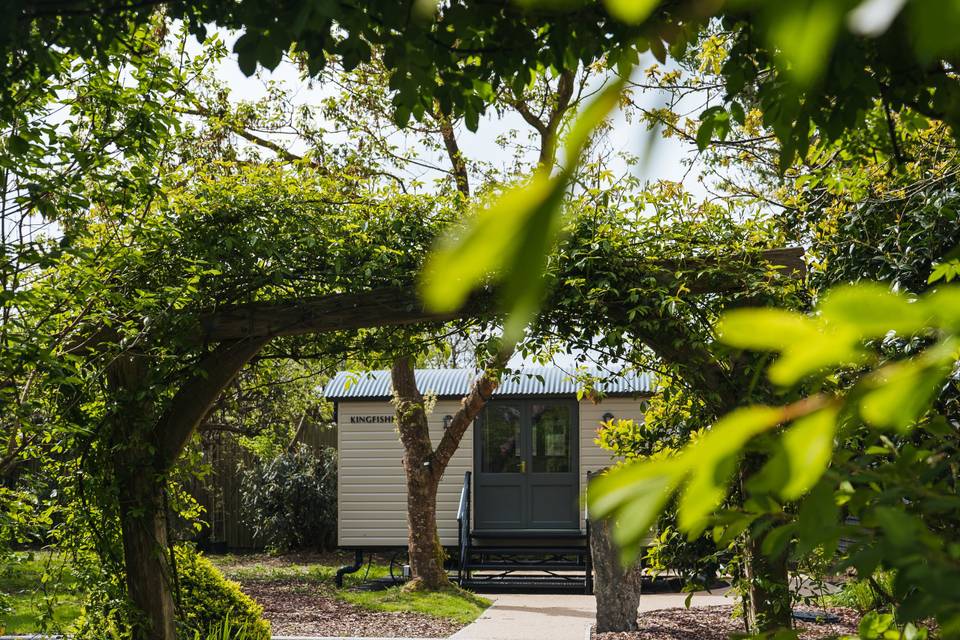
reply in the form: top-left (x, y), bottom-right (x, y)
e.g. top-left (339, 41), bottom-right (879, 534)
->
top-left (196, 286), bottom-right (491, 343)
top-left (196, 247), bottom-right (804, 343)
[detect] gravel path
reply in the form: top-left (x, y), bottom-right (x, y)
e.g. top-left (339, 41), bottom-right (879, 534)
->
top-left (238, 580), bottom-right (462, 638)
top-left (593, 605), bottom-right (860, 640)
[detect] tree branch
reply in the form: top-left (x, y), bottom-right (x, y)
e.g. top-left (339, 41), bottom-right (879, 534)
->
top-left (178, 105), bottom-right (304, 164)
top-left (154, 337), bottom-right (269, 470)
top-left (432, 345), bottom-right (514, 471)
top-left (433, 107), bottom-right (470, 197)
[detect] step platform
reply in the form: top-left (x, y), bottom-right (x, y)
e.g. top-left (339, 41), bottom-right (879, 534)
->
top-left (458, 535), bottom-right (592, 594)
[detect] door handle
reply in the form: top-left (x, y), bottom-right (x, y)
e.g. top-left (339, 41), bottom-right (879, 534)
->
top-left (520, 460), bottom-right (527, 474)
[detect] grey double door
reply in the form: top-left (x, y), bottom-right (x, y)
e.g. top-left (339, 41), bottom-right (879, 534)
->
top-left (473, 399), bottom-right (579, 531)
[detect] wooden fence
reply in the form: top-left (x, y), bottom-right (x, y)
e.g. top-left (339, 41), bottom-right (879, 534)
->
top-left (189, 423), bottom-right (337, 550)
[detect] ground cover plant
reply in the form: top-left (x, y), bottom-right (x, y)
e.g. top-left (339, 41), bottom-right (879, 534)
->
top-left (0, 552), bottom-right (82, 634)
top-left (211, 553), bottom-right (490, 637)
top-left (1, 550), bottom-right (489, 636)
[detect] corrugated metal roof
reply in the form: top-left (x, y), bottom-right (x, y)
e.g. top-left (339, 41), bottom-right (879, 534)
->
top-left (323, 366), bottom-right (654, 400)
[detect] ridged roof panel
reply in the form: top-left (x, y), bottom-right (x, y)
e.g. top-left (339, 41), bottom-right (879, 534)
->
top-left (323, 367), bottom-right (653, 400)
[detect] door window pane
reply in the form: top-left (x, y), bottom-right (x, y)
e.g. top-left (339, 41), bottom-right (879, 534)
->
top-left (531, 404), bottom-right (572, 473)
top-left (481, 404), bottom-right (522, 473)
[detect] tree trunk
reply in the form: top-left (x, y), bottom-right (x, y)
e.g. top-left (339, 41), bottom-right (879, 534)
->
top-left (591, 514), bottom-right (643, 632)
top-left (103, 340), bottom-right (267, 638)
top-left (405, 465), bottom-right (448, 589)
top-left (740, 454), bottom-right (792, 633)
top-left (390, 349), bottom-right (512, 590)
top-left (117, 465), bottom-right (176, 640)
top-left (742, 531), bottom-right (791, 633)
top-left (392, 357), bottom-right (450, 590)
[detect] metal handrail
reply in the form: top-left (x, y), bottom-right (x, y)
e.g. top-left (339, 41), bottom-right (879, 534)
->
top-left (456, 470), bottom-right (472, 585)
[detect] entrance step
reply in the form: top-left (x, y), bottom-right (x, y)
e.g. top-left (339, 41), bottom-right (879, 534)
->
top-left (467, 545), bottom-right (586, 555)
top-left (470, 529), bottom-right (586, 539)
top-left (459, 540), bottom-right (591, 594)
top-left (460, 574), bottom-right (588, 593)
top-left (464, 562), bottom-right (585, 571)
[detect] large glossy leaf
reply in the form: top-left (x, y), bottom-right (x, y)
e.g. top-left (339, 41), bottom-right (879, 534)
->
top-left (718, 308), bottom-right (818, 351)
top-left (677, 406), bottom-right (784, 534)
top-left (750, 407), bottom-right (839, 500)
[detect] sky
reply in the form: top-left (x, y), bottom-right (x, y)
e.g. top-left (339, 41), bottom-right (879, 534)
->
top-left (197, 31), bottom-right (709, 202)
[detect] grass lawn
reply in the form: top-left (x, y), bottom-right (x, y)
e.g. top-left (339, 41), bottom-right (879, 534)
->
top-left (341, 585), bottom-right (490, 625)
top-left (0, 550), bottom-right (490, 634)
top-left (0, 551), bottom-right (83, 635)
top-left (211, 552), bottom-right (491, 625)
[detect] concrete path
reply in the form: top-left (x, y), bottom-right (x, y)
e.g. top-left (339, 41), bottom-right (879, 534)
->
top-left (451, 591), bottom-right (734, 640)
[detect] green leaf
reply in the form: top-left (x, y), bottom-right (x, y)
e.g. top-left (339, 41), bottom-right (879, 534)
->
top-left (602, 0), bottom-right (660, 25)
top-left (588, 459), bottom-right (685, 562)
top-left (857, 611), bottom-right (899, 640)
top-left (730, 101), bottom-right (746, 125)
top-left (775, 407), bottom-right (838, 500)
top-left (749, 406), bottom-right (839, 500)
top-left (393, 104), bottom-right (412, 129)
top-left (678, 454), bottom-right (736, 537)
top-left (563, 76), bottom-right (627, 168)
top-left (795, 480), bottom-right (840, 556)
top-left (420, 171), bottom-right (565, 342)
top-left (677, 406), bottom-right (785, 534)
top-left (257, 38), bottom-right (283, 71)
top-left (819, 283), bottom-right (931, 337)
top-left (927, 261), bottom-right (959, 284)
top-left (7, 134), bottom-right (29, 155)
top-left (464, 103), bottom-right (480, 133)
top-left (768, 333), bottom-right (865, 386)
top-left (767, 0), bottom-right (843, 86)
top-left (717, 308), bottom-right (818, 351)
top-left (761, 523), bottom-right (797, 557)
top-left (858, 344), bottom-right (956, 431)
top-left (233, 32), bottom-right (260, 76)
top-left (421, 75), bottom-right (627, 343)
top-left (695, 119), bottom-right (714, 151)
top-left (925, 286), bottom-right (960, 330)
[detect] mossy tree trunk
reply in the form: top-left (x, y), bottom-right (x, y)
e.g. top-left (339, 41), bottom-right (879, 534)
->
top-left (590, 513), bottom-right (643, 632)
top-left (740, 453), bottom-right (792, 633)
top-left (104, 339), bottom-right (268, 637)
top-left (117, 464), bottom-right (177, 640)
top-left (742, 532), bottom-right (791, 632)
top-left (393, 357), bottom-right (450, 589)
top-left (391, 353), bottom-right (510, 590)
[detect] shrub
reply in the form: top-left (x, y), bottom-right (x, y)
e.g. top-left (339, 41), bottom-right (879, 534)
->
top-left (175, 546), bottom-right (270, 639)
top-left (240, 444), bottom-right (337, 552)
top-left (74, 545), bottom-right (270, 640)
top-left (824, 571), bottom-right (896, 613)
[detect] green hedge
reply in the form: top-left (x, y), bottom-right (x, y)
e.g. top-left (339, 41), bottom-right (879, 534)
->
top-left (75, 545), bottom-right (269, 640)
top-left (175, 546), bottom-right (270, 639)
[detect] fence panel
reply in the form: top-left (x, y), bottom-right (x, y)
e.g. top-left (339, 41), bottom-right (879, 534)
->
top-left (190, 423), bottom-right (337, 550)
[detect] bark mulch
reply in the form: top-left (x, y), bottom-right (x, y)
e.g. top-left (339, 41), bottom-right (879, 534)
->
top-left (239, 579), bottom-right (463, 638)
top-left (593, 605), bottom-right (860, 640)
